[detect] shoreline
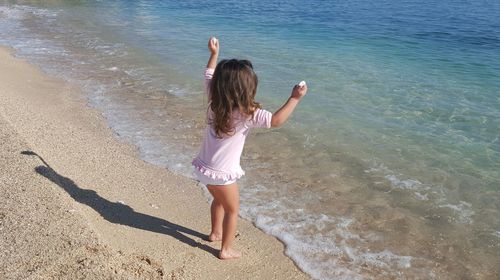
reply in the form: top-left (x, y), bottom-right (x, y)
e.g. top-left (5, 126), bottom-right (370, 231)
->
top-left (0, 46), bottom-right (309, 279)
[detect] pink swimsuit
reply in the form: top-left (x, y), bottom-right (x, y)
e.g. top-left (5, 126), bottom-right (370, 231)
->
top-left (192, 68), bottom-right (272, 185)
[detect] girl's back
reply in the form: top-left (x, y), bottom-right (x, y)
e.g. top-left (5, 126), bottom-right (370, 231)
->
top-left (193, 65), bottom-right (272, 182)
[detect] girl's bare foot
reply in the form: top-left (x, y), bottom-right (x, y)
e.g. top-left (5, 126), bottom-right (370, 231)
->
top-left (219, 248), bottom-right (241, 260)
top-left (208, 232), bottom-right (222, 242)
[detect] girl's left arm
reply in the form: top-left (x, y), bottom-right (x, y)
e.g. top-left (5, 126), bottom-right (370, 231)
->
top-left (271, 83), bottom-right (308, 128)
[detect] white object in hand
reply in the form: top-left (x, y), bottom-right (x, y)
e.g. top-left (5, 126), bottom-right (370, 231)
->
top-left (211, 37), bottom-right (218, 44)
top-left (299, 81), bottom-right (306, 87)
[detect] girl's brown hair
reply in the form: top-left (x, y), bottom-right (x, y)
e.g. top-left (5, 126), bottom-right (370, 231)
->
top-left (209, 59), bottom-right (261, 137)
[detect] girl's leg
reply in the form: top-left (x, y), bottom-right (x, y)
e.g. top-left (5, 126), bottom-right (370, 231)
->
top-left (207, 183), bottom-right (241, 260)
top-left (209, 198), bottom-right (224, 241)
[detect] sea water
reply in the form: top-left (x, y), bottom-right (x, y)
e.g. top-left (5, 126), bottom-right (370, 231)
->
top-left (1, 1), bottom-right (499, 279)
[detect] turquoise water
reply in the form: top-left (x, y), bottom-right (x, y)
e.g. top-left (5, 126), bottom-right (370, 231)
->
top-left (1, 1), bottom-right (499, 279)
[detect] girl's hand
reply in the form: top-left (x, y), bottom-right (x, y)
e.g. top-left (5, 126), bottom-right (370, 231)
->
top-left (291, 83), bottom-right (308, 100)
top-left (208, 37), bottom-right (219, 55)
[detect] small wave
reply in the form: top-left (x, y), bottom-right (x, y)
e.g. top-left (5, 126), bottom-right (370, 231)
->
top-left (239, 184), bottom-right (423, 280)
top-left (414, 191), bottom-right (429, 201)
top-left (384, 174), bottom-right (427, 190)
top-left (0, 5), bottom-right (27, 20)
top-left (438, 201), bottom-right (475, 224)
top-left (365, 164), bottom-right (431, 192)
top-left (365, 162), bottom-right (475, 225)
top-left (0, 4), bottom-right (58, 20)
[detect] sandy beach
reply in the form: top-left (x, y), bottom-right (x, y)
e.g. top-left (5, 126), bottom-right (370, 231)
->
top-left (0, 46), bottom-right (309, 279)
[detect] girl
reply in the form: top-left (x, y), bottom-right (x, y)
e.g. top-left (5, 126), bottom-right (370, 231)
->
top-left (192, 37), bottom-right (307, 260)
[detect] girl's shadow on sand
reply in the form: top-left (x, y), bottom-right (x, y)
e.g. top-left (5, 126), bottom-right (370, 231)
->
top-left (21, 150), bottom-right (218, 257)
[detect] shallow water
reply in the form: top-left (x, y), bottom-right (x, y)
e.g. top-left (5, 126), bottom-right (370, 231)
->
top-left (1, 1), bottom-right (499, 279)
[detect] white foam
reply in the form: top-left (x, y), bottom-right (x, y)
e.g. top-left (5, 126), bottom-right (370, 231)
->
top-left (0, 6), bottom-right (27, 20)
top-left (166, 85), bottom-right (189, 96)
top-left (337, 217), bottom-right (353, 229)
top-left (0, 5), bottom-right (58, 21)
top-left (492, 231), bottom-right (500, 238)
top-left (438, 201), bottom-right (475, 224)
top-left (385, 174), bottom-right (424, 190)
top-left (239, 197), bottom-right (419, 280)
top-left (414, 192), bottom-right (429, 201)
top-left (355, 249), bottom-right (412, 269)
top-left (28, 6), bottom-right (58, 18)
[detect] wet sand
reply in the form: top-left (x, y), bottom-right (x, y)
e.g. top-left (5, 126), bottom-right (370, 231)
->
top-left (0, 46), bottom-right (309, 279)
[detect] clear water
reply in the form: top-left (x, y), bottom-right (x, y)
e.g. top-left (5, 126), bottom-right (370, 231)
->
top-left (1, 1), bottom-right (499, 279)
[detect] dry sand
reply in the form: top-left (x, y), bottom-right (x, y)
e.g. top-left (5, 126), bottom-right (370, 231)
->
top-left (0, 46), bottom-right (309, 280)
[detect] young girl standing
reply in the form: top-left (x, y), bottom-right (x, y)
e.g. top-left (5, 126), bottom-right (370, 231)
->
top-left (192, 37), bottom-right (308, 260)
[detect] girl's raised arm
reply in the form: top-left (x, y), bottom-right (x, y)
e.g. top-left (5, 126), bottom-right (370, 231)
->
top-left (271, 83), bottom-right (308, 128)
top-left (204, 37), bottom-right (219, 101)
top-left (207, 37), bottom-right (219, 69)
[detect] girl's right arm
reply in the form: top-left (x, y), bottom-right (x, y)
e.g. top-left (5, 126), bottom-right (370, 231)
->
top-left (204, 37), bottom-right (219, 101)
top-left (207, 37), bottom-right (219, 69)
top-left (271, 84), bottom-right (308, 128)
